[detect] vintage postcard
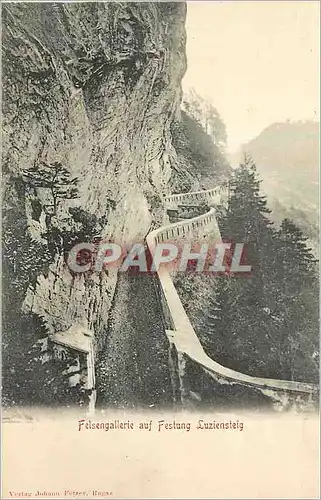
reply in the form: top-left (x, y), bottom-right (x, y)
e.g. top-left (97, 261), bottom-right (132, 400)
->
top-left (1, 1), bottom-right (320, 499)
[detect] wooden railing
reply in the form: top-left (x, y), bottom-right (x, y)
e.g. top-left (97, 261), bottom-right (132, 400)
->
top-left (146, 188), bottom-right (318, 407)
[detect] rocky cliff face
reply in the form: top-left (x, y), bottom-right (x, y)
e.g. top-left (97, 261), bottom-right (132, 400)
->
top-left (2, 2), bottom-right (187, 403)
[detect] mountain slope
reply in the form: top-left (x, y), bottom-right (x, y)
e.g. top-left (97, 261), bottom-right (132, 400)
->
top-left (231, 121), bottom-right (319, 251)
top-left (170, 110), bottom-right (231, 192)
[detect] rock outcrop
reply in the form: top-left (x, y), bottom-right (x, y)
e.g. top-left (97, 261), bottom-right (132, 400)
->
top-left (2, 2), bottom-right (187, 404)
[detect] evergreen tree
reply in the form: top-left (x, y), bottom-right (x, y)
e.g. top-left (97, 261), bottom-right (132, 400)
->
top-left (270, 219), bottom-right (319, 381)
top-left (182, 88), bottom-right (227, 152)
top-left (22, 161), bottom-right (79, 216)
top-left (204, 156), bottom-right (319, 382)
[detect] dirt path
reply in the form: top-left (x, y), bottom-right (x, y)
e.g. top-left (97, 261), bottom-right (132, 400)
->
top-left (96, 272), bottom-right (174, 410)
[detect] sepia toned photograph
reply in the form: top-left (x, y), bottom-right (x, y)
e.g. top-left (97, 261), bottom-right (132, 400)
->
top-left (1, 1), bottom-right (320, 498)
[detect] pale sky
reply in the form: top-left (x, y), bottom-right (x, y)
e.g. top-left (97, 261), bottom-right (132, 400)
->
top-left (183, 1), bottom-right (320, 153)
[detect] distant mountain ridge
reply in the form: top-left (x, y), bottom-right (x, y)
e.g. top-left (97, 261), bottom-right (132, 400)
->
top-left (230, 120), bottom-right (319, 254)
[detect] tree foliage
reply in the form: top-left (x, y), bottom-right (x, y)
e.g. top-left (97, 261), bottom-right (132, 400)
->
top-left (22, 161), bottom-right (79, 214)
top-left (170, 110), bottom-right (230, 192)
top-left (204, 156), bottom-right (319, 383)
top-left (183, 88), bottom-right (227, 152)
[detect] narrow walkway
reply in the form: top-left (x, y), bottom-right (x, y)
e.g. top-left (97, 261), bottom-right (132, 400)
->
top-left (96, 272), bottom-right (173, 410)
top-left (147, 188), bottom-right (318, 403)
